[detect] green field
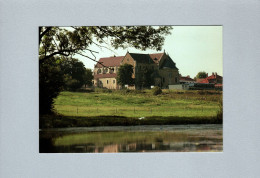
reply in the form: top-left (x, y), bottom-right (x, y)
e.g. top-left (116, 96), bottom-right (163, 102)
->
top-left (54, 89), bottom-right (222, 118)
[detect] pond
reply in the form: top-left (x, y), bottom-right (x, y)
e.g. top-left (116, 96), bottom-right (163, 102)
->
top-left (39, 124), bottom-right (222, 153)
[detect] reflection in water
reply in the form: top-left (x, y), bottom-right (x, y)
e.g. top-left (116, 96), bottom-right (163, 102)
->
top-left (40, 125), bottom-right (222, 153)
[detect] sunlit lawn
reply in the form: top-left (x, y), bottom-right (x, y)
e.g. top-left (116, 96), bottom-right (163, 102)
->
top-left (54, 90), bottom-right (222, 118)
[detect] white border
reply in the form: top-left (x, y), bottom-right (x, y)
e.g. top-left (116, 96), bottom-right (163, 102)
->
top-left (1, 0), bottom-right (260, 177)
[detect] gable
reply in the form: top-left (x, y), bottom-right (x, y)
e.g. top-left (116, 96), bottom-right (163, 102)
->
top-left (149, 53), bottom-right (164, 64)
top-left (159, 55), bottom-right (178, 69)
top-left (129, 53), bottom-right (154, 64)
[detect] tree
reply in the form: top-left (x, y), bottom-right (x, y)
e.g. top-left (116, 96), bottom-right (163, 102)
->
top-left (39, 26), bottom-right (172, 64)
top-left (39, 26), bottom-right (172, 114)
top-left (60, 57), bottom-right (90, 91)
top-left (135, 68), bottom-right (154, 89)
top-left (83, 69), bottom-right (94, 87)
top-left (196, 71), bottom-right (207, 79)
top-left (117, 64), bottom-right (134, 87)
top-left (39, 56), bottom-right (64, 114)
top-left (142, 68), bottom-right (154, 88)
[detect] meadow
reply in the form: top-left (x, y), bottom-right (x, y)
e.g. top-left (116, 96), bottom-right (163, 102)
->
top-left (54, 89), bottom-right (222, 118)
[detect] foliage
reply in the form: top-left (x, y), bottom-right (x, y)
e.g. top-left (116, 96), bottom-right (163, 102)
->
top-left (117, 64), bottom-right (134, 87)
top-left (83, 68), bottom-right (94, 87)
top-left (152, 86), bottom-right (162, 95)
top-left (60, 57), bottom-right (92, 91)
top-left (135, 68), bottom-right (154, 89)
top-left (39, 26), bottom-right (173, 63)
top-left (196, 71), bottom-right (207, 79)
top-left (39, 26), bottom-right (172, 114)
top-left (39, 57), bottom-right (64, 114)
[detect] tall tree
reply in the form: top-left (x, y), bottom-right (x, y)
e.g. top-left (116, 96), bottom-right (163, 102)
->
top-left (39, 56), bottom-right (64, 114)
top-left (196, 71), bottom-right (207, 79)
top-left (60, 58), bottom-right (92, 91)
top-left (39, 26), bottom-right (172, 114)
top-left (117, 64), bottom-right (134, 87)
top-left (83, 69), bottom-right (94, 87)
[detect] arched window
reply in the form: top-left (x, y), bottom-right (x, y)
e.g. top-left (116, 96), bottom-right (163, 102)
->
top-left (103, 68), bottom-right (108, 73)
top-left (110, 68), bottom-right (114, 73)
top-left (97, 69), bottom-right (101, 74)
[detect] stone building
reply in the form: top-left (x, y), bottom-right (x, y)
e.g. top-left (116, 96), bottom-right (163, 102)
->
top-left (93, 51), bottom-right (180, 89)
top-left (93, 56), bottom-right (124, 89)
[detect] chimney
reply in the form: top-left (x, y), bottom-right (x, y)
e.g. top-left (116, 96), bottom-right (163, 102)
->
top-left (212, 72), bottom-right (214, 76)
top-left (114, 55), bottom-right (116, 57)
top-left (187, 75), bottom-right (190, 78)
top-left (206, 73), bottom-right (208, 77)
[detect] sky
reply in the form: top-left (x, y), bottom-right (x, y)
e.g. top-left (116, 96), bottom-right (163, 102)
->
top-left (75, 26), bottom-right (222, 78)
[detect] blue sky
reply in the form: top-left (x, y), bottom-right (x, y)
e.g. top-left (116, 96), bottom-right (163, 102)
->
top-left (75, 26), bottom-right (222, 78)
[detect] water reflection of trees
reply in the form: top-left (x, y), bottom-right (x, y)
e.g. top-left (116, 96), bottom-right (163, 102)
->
top-left (39, 127), bottom-right (223, 153)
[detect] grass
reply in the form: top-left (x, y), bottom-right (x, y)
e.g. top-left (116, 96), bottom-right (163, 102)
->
top-left (53, 89), bottom-right (222, 118)
top-left (39, 89), bottom-right (222, 128)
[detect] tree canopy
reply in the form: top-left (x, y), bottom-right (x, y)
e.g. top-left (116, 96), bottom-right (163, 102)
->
top-left (196, 71), bottom-right (207, 79)
top-left (60, 57), bottom-right (93, 91)
top-left (39, 26), bottom-right (172, 114)
top-left (39, 26), bottom-right (172, 65)
top-left (117, 64), bottom-right (134, 87)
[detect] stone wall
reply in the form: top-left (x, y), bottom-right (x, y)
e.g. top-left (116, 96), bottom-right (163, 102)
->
top-left (94, 77), bottom-right (119, 89)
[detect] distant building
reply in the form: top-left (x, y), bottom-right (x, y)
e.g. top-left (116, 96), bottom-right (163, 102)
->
top-left (196, 72), bottom-right (223, 90)
top-left (179, 75), bottom-right (195, 84)
top-left (196, 72), bottom-right (223, 84)
top-left (93, 51), bottom-right (180, 89)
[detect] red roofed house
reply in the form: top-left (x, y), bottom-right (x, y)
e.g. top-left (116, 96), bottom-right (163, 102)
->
top-left (93, 56), bottom-right (124, 89)
top-left (93, 51), bottom-right (180, 89)
top-left (179, 75), bottom-right (195, 84)
top-left (197, 72), bottom-right (222, 84)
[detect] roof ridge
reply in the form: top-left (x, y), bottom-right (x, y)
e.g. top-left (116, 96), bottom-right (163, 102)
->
top-left (100, 56), bottom-right (124, 59)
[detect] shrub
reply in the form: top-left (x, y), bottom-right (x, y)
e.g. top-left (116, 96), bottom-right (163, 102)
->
top-left (152, 86), bottom-right (162, 95)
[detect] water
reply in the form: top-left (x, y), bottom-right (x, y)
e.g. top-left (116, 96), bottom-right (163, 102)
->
top-left (39, 125), bottom-right (222, 153)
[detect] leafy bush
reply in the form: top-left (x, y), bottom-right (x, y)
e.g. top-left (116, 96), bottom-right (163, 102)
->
top-left (152, 86), bottom-right (162, 95)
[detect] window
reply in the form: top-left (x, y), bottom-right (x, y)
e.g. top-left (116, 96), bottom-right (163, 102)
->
top-left (97, 69), bottom-right (101, 74)
top-left (104, 68), bottom-right (108, 73)
top-left (175, 77), bottom-right (178, 83)
top-left (113, 80), bottom-right (115, 84)
top-left (107, 80), bottom-right (109, 84)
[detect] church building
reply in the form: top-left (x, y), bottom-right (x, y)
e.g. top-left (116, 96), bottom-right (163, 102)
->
top-left (93, 51), bottom-right (180, 89)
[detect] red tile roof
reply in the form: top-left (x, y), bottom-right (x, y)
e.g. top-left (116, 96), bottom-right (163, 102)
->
top-left (206, 74), bottom-right (223, 80)
top-left (94, 73), bottom-right (117, 79)
top-left (197, 74), bottom-right (223, 84)
top-left (149, 53), bottom-right (164, 64)
top-left (95, 56), bottom-right (124, 68)
top-left (180, 76), bottom-right (195, 82)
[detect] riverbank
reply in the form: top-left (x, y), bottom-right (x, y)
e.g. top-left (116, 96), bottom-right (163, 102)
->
top-left (40, 89), bottom-right (222, 128)
top-left (40, 114), bottom-right (222, 128)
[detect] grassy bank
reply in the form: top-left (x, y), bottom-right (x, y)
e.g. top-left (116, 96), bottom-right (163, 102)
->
top-left (40, 115), bottom-right (222, 128)
top-left (53, 89), bottom-right (222, 118)
top-left (39, 89), bottom-right (222, 128)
